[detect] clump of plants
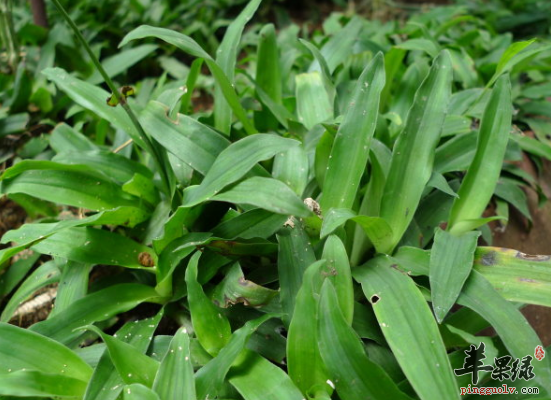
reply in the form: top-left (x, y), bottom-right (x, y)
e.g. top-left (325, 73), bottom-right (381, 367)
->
top-left (1, 0), bottom-right (551, 399)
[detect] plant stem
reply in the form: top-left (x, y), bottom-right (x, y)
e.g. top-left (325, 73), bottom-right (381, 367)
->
top-left (0, 0), bottom-right (19, 72)
top-left (50, 0), bottom-right (173, 198)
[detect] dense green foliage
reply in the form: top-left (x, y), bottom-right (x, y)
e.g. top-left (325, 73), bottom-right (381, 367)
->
top-left (1, 0), bottom-right (551, 399)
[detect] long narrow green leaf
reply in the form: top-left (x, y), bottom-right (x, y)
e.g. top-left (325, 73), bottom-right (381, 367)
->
top-left (0, 161), bottom-right (144, 211)
top-left (0, 370), bottom-right (87, 398)
top-left (320, 53), bottom-right (385, 211)
top-left (277, 221), bottom-right (317, 327)
top-left (458, 271), bottom-right (551, 392)
top-left (53, 150), bottom-right (153, 182)
top-left (152, 326), bottom-right (195, 400)
top-left (0, 322), bottom-right (92, 381)
top-left (229, 352), bottom-right (305, 400)
top-left (42, 68), bottom-right (147, 149)
top-left (212, 263), bottom-right (278, 308)
top-left (212, 208), bottom-right (287, 240)
top-left (321, 208), bottom-right (394, 254)
top-left (84, 312), bottom-right (163, 400)
top-left (120, 26), bottom-right (256, 135)
top-left (273, 145), bottom-right (309, 196)
top-left (195, 314), bottom-right (275, 399)
top-left (321, 235), bottom-right (354, 324)
top-left (30, 283), bottom-right (161, 344)
top-left (185, 251), bottom-right (231, 356)
top-left (309, 16), bottom-right (363, 74)
top-left (183, 134), bottom-right (299, 207)
top-left (214, 0), bottom-right (261, 134)
top-left (88, 44), bottom-right (158, 84)
top-left (295, 72), bottom-right (333, 130)
top-left (31, 227), bottom-right (154, 269)
top-left (211, 177), bottom-right (311, 217)
top-left (317, 280), bottom-right (411, 400)
top-left (448, 75), bottom-right (512, 235)
top-left (82, 325), bottom-right (159, 387)
top-left (287, 260), bottom-right (329, 396)
top-left (354, 257), bottom-right (460, 400)
top-left (255, 23), bottom-right (282, 131)
top-left (474, 247), bottom-right (551, 308)
top-left (1, 260), bottom-right (61, 322)
top-left (379, 50), bottom-right (453, 252)
top-left (50, 261), bottom-right (91, 317)
top-left (140, 101), bottom-right (230, 176)
top-left (430, 228), bottom-right (480, 323)
top-left (124, 384), bottom-right (161, 400)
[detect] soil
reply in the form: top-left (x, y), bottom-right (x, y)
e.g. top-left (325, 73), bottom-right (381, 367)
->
top-left (490, 154), bottom-right (551, 346)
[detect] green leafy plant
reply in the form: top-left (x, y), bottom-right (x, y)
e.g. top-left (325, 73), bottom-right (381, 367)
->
top-left (1, 1), bottom-right (551, 399)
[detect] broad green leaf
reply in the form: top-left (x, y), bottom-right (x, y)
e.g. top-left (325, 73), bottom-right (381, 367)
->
top-left (181, 58), bottom-right (203, 114)
top-left (299, 39), bottom-right (335, 108)
top-left (0, 113), bottom-right (28, 137)
top-left (434, 132), bottom-right (477, 174)
top-left (53, 150), bottom-right (153, 183)
top-left (120, 25), bottom-right (256, 135)
top-left (309, 16), bottom-right (363, 74)
top-left (82, 325), bottom-right (159, 387)
top-left (0, 250), bottom-right (40, 297)
top-left (50, 123), bottom-right (97, 153)
top-left (487, 39), bottom-right (535, 86)
top-left (321, 208), bottom-right (394, 254)
top-left (88, 44), bottom-right (158, 84)
top-left (426, 172), bottom-right (458, 198)
top-left (0, 370), bottom-right (87, 398)
top-left (277, 221), bottom-right (317, 327)
top-left (321, 236), bottom-right (354, 324)
top-left (183, 134), bottom-right (299, 207)
top-left (152, 326), bottom-right (195, 400)
top-left (1, 260), bottom-right (61, 322)
top-left (124, 384), bottom-right (161, 400)
top-left (31, 227), bottom-right (154, 269)
top-left (458, 271), bottom-right (551, 392)
top-left (212, 208), bottom-right (287, 240)
top-left (0, 322), bottom-right (92, 381)
top-left (295, 72), bottom-right (333, 130)
top-left (30, 283), bottom-right (161, 344)
top-left (50, 261), bottom-right (91, 317)
top-left (211, 177), bottom-right (311, 217)
top-left (84, 313), bottom-right (163, 400)
top-left (140, 101), bottom-right (230, 176)
top-left (123, 173), bottom-right (160, 206)
top-left (42, 68), bottom-right (148, 149)
top-left (273, 145), bottom-right (309, 196)
top-left (185, 251), bottom-right (231, 356)
top-left (254, 24), bottom-right (282, 131)
top-left (354, 258), bottom-right (460, 400)
top-left (195, 314), bottom-right (275, 399)
top-left (212, 263), bottom-right (278, 308)
top-left (156, 232), bottom-right (211, 297)
top-left (0, 207), bottom-right (150, 268)
top-left (287, 260), bottom-right (329, 396)
top-left (214, 0), bottom-right (261, 134)
top-left (474, 247), bottom-right (551, 307)
top-left (448, 75), bottom-right (512, 235)
top-left (317, 280), bottom-right (411, 400)
top-left (396, 38), bottom-right (440, 58)
top-left (229, 352), bottom-right (304, 400)
top-left (320, 53), bottom-right (385, 211)
top-left (0, 161), bottom-right (144, 211)
top-left (379, 50), bottom-right (453, 252)
top-left (429, 228), bottom-right (480, 323)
